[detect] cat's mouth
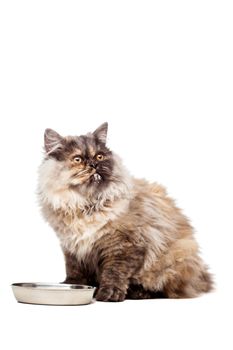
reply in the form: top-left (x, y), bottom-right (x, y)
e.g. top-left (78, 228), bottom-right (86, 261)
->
top-left (92, 173), bottom-right (102, 183)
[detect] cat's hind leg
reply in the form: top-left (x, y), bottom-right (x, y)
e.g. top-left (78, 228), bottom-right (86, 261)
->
top-left (159, 241), bottom-right (214, 298)
top-left (139, 238), bottom-right (213, 298)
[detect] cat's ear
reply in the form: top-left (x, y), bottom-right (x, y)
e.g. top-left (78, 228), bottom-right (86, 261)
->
top-left (93, 122), bottom-right (108, 144)
top-left (44, 128), bottom-right (64, 155)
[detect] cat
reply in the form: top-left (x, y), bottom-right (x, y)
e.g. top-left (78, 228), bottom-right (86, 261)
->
top-left (38, 122), bottom-right (213, 301)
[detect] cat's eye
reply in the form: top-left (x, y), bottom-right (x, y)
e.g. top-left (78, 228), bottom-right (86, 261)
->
top-left (96, 154), bottom-right (104, 161)
top-left (73, 156), bottom-right (83, 163)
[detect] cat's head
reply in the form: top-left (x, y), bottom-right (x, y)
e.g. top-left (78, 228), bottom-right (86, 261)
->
top-left (38, 123), bottom-right (132, 217)
top-left (43, 122), bottom-right (116, 191)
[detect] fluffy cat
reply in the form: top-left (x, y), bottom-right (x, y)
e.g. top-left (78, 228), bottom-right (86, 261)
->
top-left (38, 122), bottom-right (213, 301)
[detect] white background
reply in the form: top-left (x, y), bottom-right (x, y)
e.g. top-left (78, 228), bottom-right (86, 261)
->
top-left (0, 1), bottom-right (232, 349)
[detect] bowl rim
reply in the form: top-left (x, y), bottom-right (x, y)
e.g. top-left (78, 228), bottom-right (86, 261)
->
top-left (11, 282), bottom-right (95, 291)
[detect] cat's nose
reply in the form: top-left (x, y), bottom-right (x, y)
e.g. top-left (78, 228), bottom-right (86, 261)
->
top-left (89, 162), bottom-right (97, 169)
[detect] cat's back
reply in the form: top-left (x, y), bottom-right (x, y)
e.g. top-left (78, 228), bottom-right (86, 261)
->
top-left (130, 178), bottom-right (177, 218)
top-left (125, 178), bottom-right (193, 240)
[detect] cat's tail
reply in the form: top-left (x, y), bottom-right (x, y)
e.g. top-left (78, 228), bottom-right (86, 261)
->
top-left (162, 263), bottom-right (214, 298)
top-left (194, 266), bottom-right (214, 294)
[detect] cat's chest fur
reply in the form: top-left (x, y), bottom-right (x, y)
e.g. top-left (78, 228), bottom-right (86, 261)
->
top-left (58, 211), bottom-right (109, 259)
top-left (45, 197), bottom-right (129, 261)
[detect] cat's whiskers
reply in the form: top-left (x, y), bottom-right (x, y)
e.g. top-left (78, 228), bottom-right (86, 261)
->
top-left (71, 169), bottom-right (95, 179)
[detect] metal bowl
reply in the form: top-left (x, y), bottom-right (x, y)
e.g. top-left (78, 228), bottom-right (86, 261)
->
top-left (11, 283), bottom-right (95, 305)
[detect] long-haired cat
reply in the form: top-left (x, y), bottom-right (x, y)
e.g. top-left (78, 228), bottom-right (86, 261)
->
top-left (38, 123), bottom-right (213, 301)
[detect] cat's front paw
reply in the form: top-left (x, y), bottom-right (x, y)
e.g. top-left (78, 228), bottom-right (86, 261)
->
top-left (95, 286), bottom-right (126, 302)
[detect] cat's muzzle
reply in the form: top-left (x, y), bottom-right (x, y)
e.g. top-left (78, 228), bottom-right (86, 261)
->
top-left (93, 173), bottom-right (102, 182)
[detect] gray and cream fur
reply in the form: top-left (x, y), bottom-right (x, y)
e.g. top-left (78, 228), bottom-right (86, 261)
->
top-left (38, 123), bottom-right (213, 301)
